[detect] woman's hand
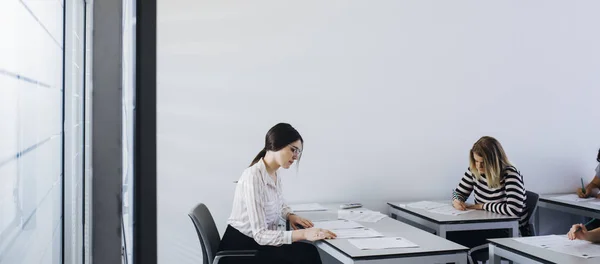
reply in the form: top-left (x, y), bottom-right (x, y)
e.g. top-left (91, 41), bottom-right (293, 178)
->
top-left (452, 199), bottom-right (467, 211)
top-left (289, 214), bottom-right (313, 230)
top-left (303, 228), bottom-right (337, 241)
top-left (577, 187), bottom-right (593, 198)
top-left (567, 224), bottom-right (588, 241)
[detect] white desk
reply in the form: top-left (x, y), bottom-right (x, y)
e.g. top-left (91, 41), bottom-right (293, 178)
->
top-left (488, 238), bottom-right (598, 264)
top-left (536, 194), bottom-right (600, 229)
top-left (387, 201), bottom-right (520, 238)
top-left (295, 204), bottom-right (469, 264)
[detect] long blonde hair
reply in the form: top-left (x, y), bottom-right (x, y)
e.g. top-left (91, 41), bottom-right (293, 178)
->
top-left (469, 136), bottom-right (512, 188)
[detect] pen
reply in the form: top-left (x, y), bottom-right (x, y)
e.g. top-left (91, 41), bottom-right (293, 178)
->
top-left (575, 219), bottom-right (595, 233)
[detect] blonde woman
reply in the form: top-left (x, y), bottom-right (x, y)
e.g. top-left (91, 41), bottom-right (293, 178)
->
top-left (449, 136), bottom-right (528, 248)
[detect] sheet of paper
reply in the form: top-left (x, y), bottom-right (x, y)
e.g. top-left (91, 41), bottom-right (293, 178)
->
top-left (338, 210), bottom-right (387, 223)
top-left (587, 200), bottom-right (600, 206)
top-left (333, 228), bottom-right (384, 239)
top-left (348, 237), bottom-right (419, 250)
top-left (514, 235), bottom-right (567, 247)
top-left (553, 194), bottom-right (596, 203)
top-left (407, 201), bottom-right (447, 210)
top-left (513, 235), bottom-right (600, 259)
top-left (427, 204), bottom-right (474, 215)
top-left (312, 220), bottom-right (364, 230)
top-left (289, 203), bottom-right (327, 212)
top-left (552, 242), bottom-right (600, 259)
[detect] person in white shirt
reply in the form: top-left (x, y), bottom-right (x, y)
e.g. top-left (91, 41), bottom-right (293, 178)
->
top-left (576, 148), bottom-right (600, 199)
top-left (218, 123), bottom-right (336, 264)
top-left (574, 148), bottom-right (600, 231)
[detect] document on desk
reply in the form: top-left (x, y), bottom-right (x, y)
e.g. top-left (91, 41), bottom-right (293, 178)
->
top-left (427, 204), bottom-right (474, 216)
top-left (407, 201), bottom-right (447, 210)
top-left (313, 220), bottom-right (364, 230)
top-left (333, 228), bottom-right (384, 239)
top-left (349, 237), bottom-right (419, 250)
top-left (289, 203), bottom-right (327, 212)
top-left (587, 199), bottom-right (600, 206)
top-left (553, 194), bottom-right (597, 203)
top-left (338, 209), bottom-right (387, 223)
top-left (514, 235), bottom-right (600, 259)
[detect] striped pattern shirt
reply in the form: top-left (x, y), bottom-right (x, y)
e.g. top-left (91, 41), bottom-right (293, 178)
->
top-left (453, 166), bottom-right (528, 227)
top-left (227, 158), bottom-right (293, 246)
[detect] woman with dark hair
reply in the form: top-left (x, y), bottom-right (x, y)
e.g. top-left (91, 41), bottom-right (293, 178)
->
top-left (219, 123), bottom-right (335, 264)
top-left (576, 148), bottom-right (600, 199)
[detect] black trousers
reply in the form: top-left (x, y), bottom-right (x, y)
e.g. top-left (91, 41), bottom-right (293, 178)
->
top-left (218, 225), bottom-right (322, 264)
top-left (446, 229), bottom-right (510, 249)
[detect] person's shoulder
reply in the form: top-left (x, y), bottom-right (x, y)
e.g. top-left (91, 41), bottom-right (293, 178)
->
top-left (240, 163), bottom-right (264, 184)
top-left (466, 167), bottom-right (474, 175)
top-left (504, 166), bottom-right (522, 178)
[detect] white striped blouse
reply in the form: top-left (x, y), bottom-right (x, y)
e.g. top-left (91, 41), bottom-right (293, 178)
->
top-left (227, 158), bottom-right (293, 246)
top-left (453, 166), bottom-right (528, 227)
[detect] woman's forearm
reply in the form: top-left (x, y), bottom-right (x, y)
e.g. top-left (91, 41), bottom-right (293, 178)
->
top-left (585, 228), bottom-right (600, 243)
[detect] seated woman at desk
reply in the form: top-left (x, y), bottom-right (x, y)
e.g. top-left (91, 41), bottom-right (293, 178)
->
top-left (575, 148), bottom-right (600, 231)
top-left (450, 136), bottom-right (528, 247)
top-left (567, 223), bottom-right (600, 243)
top-left (219, 123), bottom-right (336, 264)
top-left (576, 148), bottom-right (600, 198)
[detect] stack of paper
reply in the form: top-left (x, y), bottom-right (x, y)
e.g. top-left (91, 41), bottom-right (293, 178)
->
top-left (514, 235), bottom-right (600, 259)
top-left (349, 237), bottom-right (419, 250)
top-left (312, 220), bottom-right (364, 230)
top-left (312, 220), bottom-right (382, 239)
top-left (289, 203), bottom-right (327, 212)
top-left (553, 194), bottom-right (597, 203)
top-left (338, 209), bottom-right (387, 223)
top-left (333, 228), bottom-right (384, 239)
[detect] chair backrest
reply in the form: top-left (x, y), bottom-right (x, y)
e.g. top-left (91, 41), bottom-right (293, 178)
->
top-left (522, 190), bottom-right (539, 236)
top-left (525, 190), bottom-right (539, 223)
top-left (189, 203), bottom-right (221, 264)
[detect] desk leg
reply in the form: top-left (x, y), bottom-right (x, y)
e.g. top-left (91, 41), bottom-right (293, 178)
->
top-left (489, 244), bottom-right (502, 264)
top-left (534, 207), bottom-right (540, 235)
top-left (455, 252), bottom-right (468, 264)
top-left (438, 225), bottom-right (447, 238)
top-left (510, 222), bottom-right (519, 237)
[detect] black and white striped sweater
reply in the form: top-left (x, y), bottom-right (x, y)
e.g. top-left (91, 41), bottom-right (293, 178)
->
top-left (453, 166), bottom-right (528, 227)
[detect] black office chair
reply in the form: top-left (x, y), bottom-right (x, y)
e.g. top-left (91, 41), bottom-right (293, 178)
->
top-left (520, 191), bottom-right (539, 237)
top-left (188, 203), bottom-right (258, 264)
top-left (467, 190), bottom-right (539, 264)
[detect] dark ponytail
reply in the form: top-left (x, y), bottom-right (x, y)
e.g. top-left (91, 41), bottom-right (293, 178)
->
top-left (249, 123), bottom-right (303, 167)
top-left (250, 149), bottom-right (267, 167)
top-left (597, 148), bottom-right (600, 162)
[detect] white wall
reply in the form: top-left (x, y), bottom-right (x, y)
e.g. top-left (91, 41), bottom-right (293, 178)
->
top-left (157, 1), bottom-right (600, 263)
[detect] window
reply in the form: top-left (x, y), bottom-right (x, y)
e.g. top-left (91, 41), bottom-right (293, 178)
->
top-left (0, 0), bottom-right (65, 263)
